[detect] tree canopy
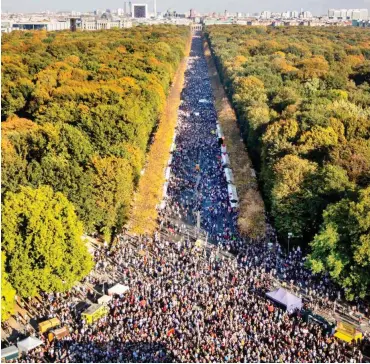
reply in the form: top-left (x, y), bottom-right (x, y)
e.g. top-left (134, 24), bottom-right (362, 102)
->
top-left (1, 26), bottom-right (189, 236)
top-left (206, 25), bottom-right (370, 298)
top-left (2, 186), bottom-right (93, 298)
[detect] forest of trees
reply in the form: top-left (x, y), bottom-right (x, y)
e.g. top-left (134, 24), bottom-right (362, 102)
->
top-left (1, 26), bottom-right (189, 319)
top-left (206, 26), bottom-right (370, 299)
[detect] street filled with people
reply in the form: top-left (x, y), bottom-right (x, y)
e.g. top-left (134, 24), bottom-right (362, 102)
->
top-left (4, 34), bottom-right (368, 363)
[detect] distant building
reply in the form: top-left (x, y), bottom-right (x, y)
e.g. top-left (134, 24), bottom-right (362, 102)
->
top-left (261, 10), bottom-right (271, 19)
top-left (302, 11), bottom-right (312, 19)
top-left (339, 9), bottom-right (347, 19)
top-left (9, 20), bottom-right (70, 31)
top-left (360, 9), bottom-right (369, 20)
top-left (329, 8), bottom-right (368, 20)
top-left (132, 4), bottom-right (148, 18)
top-left (190, 8), bottom-right (196, 18)
top-left (81, 17), bottom-right (132, 30)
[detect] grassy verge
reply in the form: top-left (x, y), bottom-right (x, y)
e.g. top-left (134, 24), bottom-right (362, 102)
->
top-left (203, 38), bottom-right (266, 240)
top-left (128, 34), bottom-right (192, 235)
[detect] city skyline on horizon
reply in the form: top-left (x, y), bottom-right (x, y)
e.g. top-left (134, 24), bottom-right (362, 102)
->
top-left (2, 0), bottom-right (370, 15)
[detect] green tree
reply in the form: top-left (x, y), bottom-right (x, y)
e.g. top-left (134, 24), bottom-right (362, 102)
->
top-left (271, 154), bottom-right (318, 237)
top-left (307, 187), bottom-right (370, 299)
top-left (1, 252), bottom-right (16, 322)
top-left (2, 186), bottom-right (93, 298)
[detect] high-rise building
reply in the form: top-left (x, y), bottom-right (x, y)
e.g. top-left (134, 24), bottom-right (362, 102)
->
top-left (190, 9), bottom-right (196, 18)
top-left (340, 9), bottom-right (347, 19)
top-left (352, 9), bottom-right (361, 20)
top-left (328, 8), bottom-right (368, 20)
top-left (360, 9), bottom-right (369, 20)
top-left (291, 10), bottom-right (299, 18)
top-left (117, 8), bottom-right (124, 15)
top-left (132, 4), bottom-right (148, 18)
top-left (302, 11), bottom-right (312, 18)
top-left (261, 10), bottom-right (271, 19)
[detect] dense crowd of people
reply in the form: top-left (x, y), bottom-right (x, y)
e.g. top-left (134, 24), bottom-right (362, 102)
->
top-left (4, 34), bottom-right (368, 363)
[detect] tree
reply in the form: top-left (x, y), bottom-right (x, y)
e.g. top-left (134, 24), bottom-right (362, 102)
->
top-left (271, 155), bottom-right (318, 237)
top-left (206, 26), bottom-right (370, 288)
top-left (2, 186), bottom-right (93, 298)
top-left (91, 156), bottom-right (134, 240)
top-left (307, 187), bottom-right (370, 299)
top-left (1, 27), bottom-right (190, 238)
top-left (1, 252), bottom-right (16, 322)
top-left (297, 56), bottom-right (329, 80)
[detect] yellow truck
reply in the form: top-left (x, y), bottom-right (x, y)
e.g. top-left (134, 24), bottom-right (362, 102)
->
top-left (48, 326), bottom-right (70, 342)
top-left (81, 304), bottom-right (109, 325)
top-left (38, 318), bottom-right (60, 334)
top-left (334, 321), bottom-right (363, 343)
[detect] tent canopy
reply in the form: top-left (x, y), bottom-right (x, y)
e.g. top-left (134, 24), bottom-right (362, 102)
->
top-left (224, 168), bottom-right (234, 184)
top-left (165, 167), bottom-right (171, 181)
top-left (266, 288), bottom-right (302, 312)
top-left (1, 345), bottom-right (18, 359)
top-left (163, 182), bottom-right (169, 198)
top-left (227, 184), bottom-right (238, 202)
top-left (98, 295), bottom-right (113, 305)
top-left (108, 283), bottom-right (129, 296)
top-left (17, 337), bottom-right (43, 353)
top-left (221, 154), bottom-right (230, 167)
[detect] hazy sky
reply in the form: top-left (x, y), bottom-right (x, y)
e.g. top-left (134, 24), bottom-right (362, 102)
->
top-left (2, 0), bottom-right (370, 15)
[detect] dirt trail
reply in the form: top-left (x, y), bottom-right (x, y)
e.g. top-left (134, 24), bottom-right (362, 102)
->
top-left (128, 35), bottom-right (192, 235)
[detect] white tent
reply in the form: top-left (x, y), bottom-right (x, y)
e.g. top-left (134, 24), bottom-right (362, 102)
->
top-left (163, 182), bottom-right (169, 198)
top-left (216, 125), bottom-right (223, 139)
top-left (199, 99), bottom-right (211, 104)
top-left (227, 184), bottom-right (239, 208)
top-left (98, 295), bottom-right (112, 305)
top-left (221, 154), bottom-right (230, 167)
top-left (170, 143), bottom-right (175, 152)
top-left (221, 145), bottom-right (227, 154)
top-left (266, 288), bottom-right (302, 312)
top-left (17, 337), bottom-right (43, 353)
top-left (167, 154), bottom-right (173, 166)
top-left (158, 200), bottom-right (166, 210)
top-left (224, 168), bottom-right (235, 184)
top-left (1, 345), bottom-right (19, 360)
top-left (108, 283), bottom-right (130, 296)
top-left (165, 167), bottom-right (171, 181)
top-left (250, 168), bottom-right (256, 177)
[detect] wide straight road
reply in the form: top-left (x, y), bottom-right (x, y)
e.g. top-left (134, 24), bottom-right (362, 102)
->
top-left (164, 34), bottom-right (239, 247)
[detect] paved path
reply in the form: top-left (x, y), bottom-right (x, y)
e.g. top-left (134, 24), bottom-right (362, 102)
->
top-left (163, 35), bottom-right (237, 245)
